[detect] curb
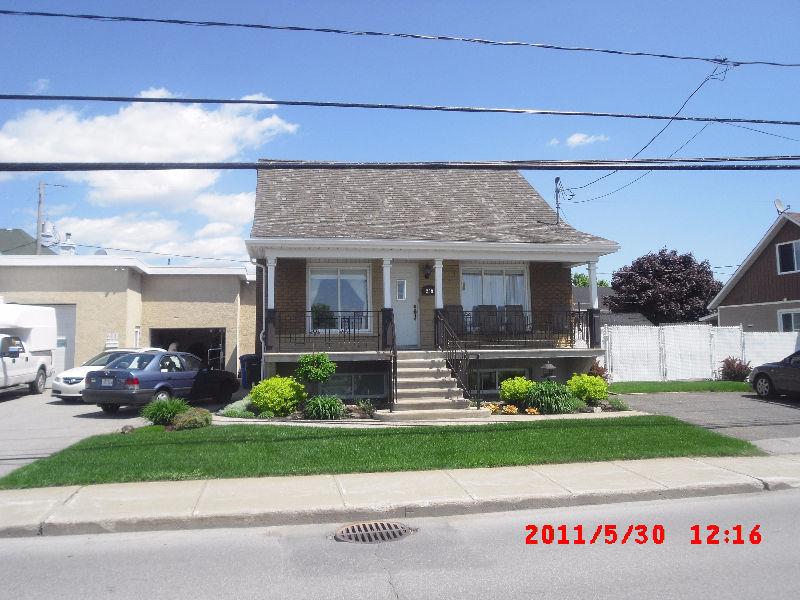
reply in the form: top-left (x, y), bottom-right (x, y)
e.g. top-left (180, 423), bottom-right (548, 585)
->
top-left (2, 479), bottom-right (776, 539)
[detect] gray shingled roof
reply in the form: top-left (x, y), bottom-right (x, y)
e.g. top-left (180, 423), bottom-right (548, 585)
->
top-left (252, 166), bottom-right (616, 245)
top-left (0, 229), bottom-right (55, 255)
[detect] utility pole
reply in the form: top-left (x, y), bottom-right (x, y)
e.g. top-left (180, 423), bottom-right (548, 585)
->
top-left (36, 181), bottom-right (44, 255)
top-left (554, 176), bottom-right (561, 225)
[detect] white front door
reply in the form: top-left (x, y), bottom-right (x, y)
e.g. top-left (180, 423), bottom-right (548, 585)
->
top-left (392, 263), bottom-right (419, 347)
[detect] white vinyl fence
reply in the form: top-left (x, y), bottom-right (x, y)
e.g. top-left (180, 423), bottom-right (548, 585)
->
top-left (603, 324), bottom-right (800, 382)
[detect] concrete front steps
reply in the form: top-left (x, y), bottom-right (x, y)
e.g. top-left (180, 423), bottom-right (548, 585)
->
top-left (375, 350), bottom-right (491, 421)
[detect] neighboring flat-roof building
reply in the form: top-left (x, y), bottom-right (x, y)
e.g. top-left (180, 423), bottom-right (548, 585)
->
top-left (0, 256), bottom-right (256, 375)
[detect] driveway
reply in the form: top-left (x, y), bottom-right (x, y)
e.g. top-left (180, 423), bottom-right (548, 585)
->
top-left (0, 388), bottom-right (147, 477)
top-left (624, 391), bottom-right (800, 454)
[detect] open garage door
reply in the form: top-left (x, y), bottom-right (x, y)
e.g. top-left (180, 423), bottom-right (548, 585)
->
top-left (149, 328), bottom-right (226, 370)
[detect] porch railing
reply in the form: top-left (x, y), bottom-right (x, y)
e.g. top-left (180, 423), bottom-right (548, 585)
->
top-left (435, 311), bottom-right (481, 406)
top-left (268, 310), bottom-right (386, 352)
top-left (438, 308), bottom-right (590, 349)
top-left (387, 318), bottom-right (398, 412)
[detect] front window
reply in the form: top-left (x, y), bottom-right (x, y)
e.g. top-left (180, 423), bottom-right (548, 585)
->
top-left (461, 267), bottom-right (527, 311)
top-left (780, 311), bottom-right (800, 332)
top-left (777, 240), bottom-right (800, 274)
top-left (309, 267), bottom-right (370, 330)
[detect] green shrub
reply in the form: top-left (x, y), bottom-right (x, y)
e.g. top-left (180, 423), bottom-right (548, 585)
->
top-left (171, 407), bottom-right (212, 430)
top-left (567, 373), bottom-right (609, 406)
top-left (608, 397), bottom-right (630, 411)
top-left (250, 375), bottom-right (307, 417)
top-left (295, 353), bottom-right (337, 383)
top-left (221, 408), bottom-right (256, 419)
top-left (258, 410), bottom-right (275, 419)
top-left (141, 397), bottom-right (190, 425)
top-left (303, 395), bottom-right (346, 420)
top-left (357, 399), bottom-right (376, 418)
top-left (498, 376), bottom-right (536, 409)
top-left (531, 381), bottom-right (582, 414)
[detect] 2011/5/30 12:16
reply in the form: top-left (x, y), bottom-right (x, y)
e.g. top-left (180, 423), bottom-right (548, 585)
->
top-left (524, 524), bottom-right (763, 545)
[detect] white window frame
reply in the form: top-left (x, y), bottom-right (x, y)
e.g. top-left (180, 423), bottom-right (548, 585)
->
top-left (777, 309), bottom-right (800, 332)
top-left (306, 262), bottom-right (373, 333)
top-left (459, 262), bottom-right (531, 311)
top-left (775, 239), bottom-right (800, 275)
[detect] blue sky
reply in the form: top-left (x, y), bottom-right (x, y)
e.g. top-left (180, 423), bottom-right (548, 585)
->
top-left (1, 0), bottom-right (799, 281)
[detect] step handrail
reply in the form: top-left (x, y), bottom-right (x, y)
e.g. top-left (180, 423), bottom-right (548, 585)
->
top-left (434, 312), bottom-right (480, 408)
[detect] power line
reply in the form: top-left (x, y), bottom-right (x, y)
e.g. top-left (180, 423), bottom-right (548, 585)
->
top-left (1, 8), bottom-right (798, 69)
top-left (570, 123), bottom-right (712, 204)
top-left (725, 122), bottom-right (800, 143)
top-left (568, 64), bottom-right (731, 193)
top-left (4, 93), bottom-right (800, 128)
top-left (4, 159), bottom-right (800, 172)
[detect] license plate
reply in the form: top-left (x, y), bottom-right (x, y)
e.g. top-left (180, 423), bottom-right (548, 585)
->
top-left (101, 378), bottom-right (114, 387)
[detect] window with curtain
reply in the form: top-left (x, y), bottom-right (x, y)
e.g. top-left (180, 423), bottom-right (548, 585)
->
top-left (309, 267), bottom-right (370, 329)
top-left (461, 267), bottom-right (527, 310)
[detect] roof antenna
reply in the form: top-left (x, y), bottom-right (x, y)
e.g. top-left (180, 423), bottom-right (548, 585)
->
top-left (554, 177), bottom-right (561, 225)
top-left (775, 198), bottom-right (790, 214)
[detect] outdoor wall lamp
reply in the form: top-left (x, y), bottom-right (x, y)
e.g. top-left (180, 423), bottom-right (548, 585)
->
top-left (541, 361), bottom-right (557, 381)
top-left (423, 263), bottom-right (433, 279)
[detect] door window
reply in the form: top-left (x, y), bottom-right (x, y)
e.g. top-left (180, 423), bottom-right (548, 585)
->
top-left (181, 354), bottom-right (203, 372)
top-left (396, 279), bottom-right (407, 301)
top-left (159, 355), bottom-right (185, 372)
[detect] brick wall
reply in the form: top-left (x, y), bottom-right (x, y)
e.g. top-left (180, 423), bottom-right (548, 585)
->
top-left (529, 262), bottom-right (572, 313)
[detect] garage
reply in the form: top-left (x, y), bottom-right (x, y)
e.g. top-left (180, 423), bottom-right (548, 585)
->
top-left (149, 328), bottom-right (226, 369)
top-left (35, 303), bottom-right (76, 374)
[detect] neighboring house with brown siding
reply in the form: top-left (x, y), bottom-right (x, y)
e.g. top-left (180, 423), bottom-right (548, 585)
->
top-left (247, 165), bottom-right (619, 419)
top-left (708, 212), bottom-right (800, 331)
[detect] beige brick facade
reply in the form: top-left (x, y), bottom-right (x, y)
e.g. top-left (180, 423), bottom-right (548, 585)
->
top-left (0, 263), bottom-right (255, 371)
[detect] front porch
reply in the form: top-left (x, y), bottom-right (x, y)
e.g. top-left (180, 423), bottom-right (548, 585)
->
top-left (255, 256), bottom-right (604, 355)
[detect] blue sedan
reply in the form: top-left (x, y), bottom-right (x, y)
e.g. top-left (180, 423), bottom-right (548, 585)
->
top-left (83, 351), bottom-right (240, 414)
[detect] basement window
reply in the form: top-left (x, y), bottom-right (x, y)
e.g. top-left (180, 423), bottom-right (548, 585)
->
top-left (320, 372), bottom-right (386, 400)
top-left (779, 311), bottom-right (800, 332)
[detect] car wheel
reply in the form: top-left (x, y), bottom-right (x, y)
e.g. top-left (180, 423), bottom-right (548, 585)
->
top-left (754, 375), bottom-right (775, 398)
top-left (153, 389), bottom-right (172, 402)
top-left (215, 383), bottom-right (233, 404)
top-left (99, 403), bottom-right (120, 415)
top-left (29, 368), bottom-right (46, 394)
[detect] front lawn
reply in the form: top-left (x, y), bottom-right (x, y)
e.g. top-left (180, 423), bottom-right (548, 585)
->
top-left (609, 380), bottom-right (750, 394)
top-left (0, 416), bottom-right (761, 489)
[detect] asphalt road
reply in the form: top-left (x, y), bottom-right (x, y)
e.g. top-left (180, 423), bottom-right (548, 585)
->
top-left (624, 392), bottom-right (800, 454)
top-left (0, 388), bottom-right (149, 477)
top-left (1, 489), bottom-right (797, 600)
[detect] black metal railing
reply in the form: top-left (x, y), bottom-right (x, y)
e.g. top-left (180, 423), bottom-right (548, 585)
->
top-left (387, 319), bottom-right (398, 412)
top-left (435, 311), bottom-right (481, 407)
top-left (269, 310), bottom-right (386, 352)
top-left (438, 308), bottom-right (590, 349)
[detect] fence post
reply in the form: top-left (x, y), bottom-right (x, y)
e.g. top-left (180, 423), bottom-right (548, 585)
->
top-left (658, 326), bottom-right (666, 381)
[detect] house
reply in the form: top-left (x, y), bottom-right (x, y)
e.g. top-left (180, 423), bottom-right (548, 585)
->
top-left (708, 211), bottom-right (800, 331)
top-left (572, 285), bottom-right (653, 327)
top-left (0, 255), bottom-right (257, 374)
top-left (247, 165), bottom-right (619, 419)
top-left (0, 228), bottom-right (55, 255)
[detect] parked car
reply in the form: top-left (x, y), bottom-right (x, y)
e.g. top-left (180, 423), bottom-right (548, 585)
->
top-left (748, 351), bottom-right (800, 398)
top-left (52, 348), bottom-right (164, 401)
top-left (83, 351), bottom-right (240, 414)
top-left (0, 301), bottom-right (56, 394)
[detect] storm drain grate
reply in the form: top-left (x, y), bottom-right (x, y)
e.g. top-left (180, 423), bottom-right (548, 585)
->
top-left (334, 521), bottom-right (415, 543)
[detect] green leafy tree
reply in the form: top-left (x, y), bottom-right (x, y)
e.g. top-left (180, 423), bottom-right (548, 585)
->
top-left (607, 249), bottom-right (722, 324)
top-left (571, 272), bottom-right (609, 287)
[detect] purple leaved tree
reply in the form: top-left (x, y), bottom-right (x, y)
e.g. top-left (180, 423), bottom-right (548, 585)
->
top-left (607, 249), bottom-right (722, 324)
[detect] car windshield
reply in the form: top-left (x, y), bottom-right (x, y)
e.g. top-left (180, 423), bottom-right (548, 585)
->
top-left (83, 351), bottom-right (130, 367)
top-left (106, 353), bottom-right (155, 371)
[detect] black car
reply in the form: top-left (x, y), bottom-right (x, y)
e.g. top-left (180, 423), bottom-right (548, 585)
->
top-left (749, 350), bottom-right (800, 398)
top-left (83, 351), bottom-right (240, 414)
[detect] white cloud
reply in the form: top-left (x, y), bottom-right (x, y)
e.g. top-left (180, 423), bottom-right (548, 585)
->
top-left (547, 137), bottom-right (560, 146)
top-left (190, 192), bottom-right (255, 226)
top-left (566, 133), bottom-right (610, 147)
top-left (56, 215), bottom-right (184, 252)
top-left (0, 90), bottom-right (298, 202)
top-left (194, 221), bottom-right (239, 238)
top-left (33, 78), bottom-right (50, 93)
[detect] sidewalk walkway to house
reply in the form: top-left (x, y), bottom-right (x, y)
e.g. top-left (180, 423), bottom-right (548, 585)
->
top-left (2, 455), bottom-right (800, 538)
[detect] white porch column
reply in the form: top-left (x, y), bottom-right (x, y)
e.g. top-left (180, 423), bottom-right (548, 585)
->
top-left (587, 261), bottom-right (599, 310)
top-left (434, 259), bottom-right (444, 309)
top-left (382, 258), bottom-right (392, 309)
top-left (266, 257), bottom-right (277, 310)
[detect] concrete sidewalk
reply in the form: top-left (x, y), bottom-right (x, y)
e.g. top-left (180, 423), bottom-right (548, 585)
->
top-left (2, 455), bottom-right (800, 538)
